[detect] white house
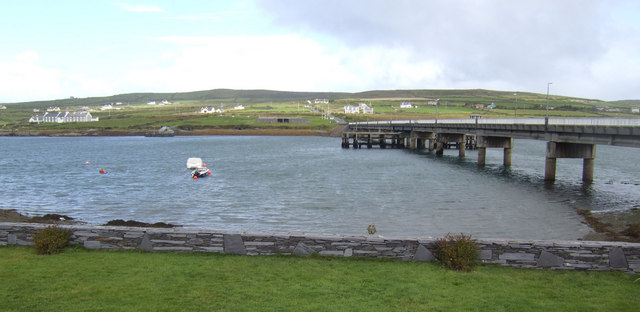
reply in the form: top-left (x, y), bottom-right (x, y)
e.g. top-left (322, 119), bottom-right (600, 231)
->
top-left (314, 99), bottom-right (329, 104)
top-left (46, 106), bottom-right (61, 112)
top-left (100, 104), bottom-right (113, 110)
top-left (427, 99), bottom-right (439, 106)
top-left (233, 105), bottom-right (245, 110)
top-left (631, 108), bottom-right (639, 113)
top-left (400, 101), bottom-right (413, 108)
top-left (29, 111), bottom-right (98, 123)
top-left (200, 106), bottom-right (224, 114)
top-left (344, 106), bottom-right (360, 114)
top-left (359, 103), bottom-right (374, 114)
top-left (344, 103), bottom-right (374, 114)
top-left (147, 101), bottom-right (156, 105)
top-left (0, 105), bottom-right (6, 110)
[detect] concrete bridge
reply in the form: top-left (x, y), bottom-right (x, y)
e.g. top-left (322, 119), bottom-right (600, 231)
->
top-left (341, 117), bottom-right (640, 182)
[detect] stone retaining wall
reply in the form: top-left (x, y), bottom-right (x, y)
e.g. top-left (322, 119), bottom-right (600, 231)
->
top-left (2, 222), bottom-right (639, 273)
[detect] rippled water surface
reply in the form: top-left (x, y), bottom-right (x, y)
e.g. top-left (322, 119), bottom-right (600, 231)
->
top-left (1, 136), bottom-right (639, 239)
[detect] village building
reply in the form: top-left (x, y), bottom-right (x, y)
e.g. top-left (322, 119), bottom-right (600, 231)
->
top-left (29, 111), bottom-right (98, 123)
top-left (233, 105), bottom-right (245, 110)
top-left (314, 99), bottom-right (329, 104)
top-left (46, 106), bottom-right (61, 112)
top-left (0, 105), bottom-right (6, 110)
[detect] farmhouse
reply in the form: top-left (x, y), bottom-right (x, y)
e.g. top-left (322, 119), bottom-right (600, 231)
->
top-left (400, 101), bottom-right (413, 108)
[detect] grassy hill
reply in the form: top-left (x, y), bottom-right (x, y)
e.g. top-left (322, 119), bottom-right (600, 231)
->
top-left (1, 88), bottom-right (638, 136)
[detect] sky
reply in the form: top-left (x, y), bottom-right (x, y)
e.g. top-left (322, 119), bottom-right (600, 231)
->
top-left (1, 0), bottom-right (639, 103)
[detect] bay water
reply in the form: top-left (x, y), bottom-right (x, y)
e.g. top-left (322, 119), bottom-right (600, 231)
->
top-left (1, 136), bottom-right (639, 239)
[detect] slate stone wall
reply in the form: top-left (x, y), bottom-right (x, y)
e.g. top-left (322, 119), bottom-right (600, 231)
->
top-left (2, 222), bottom-right (639, 273)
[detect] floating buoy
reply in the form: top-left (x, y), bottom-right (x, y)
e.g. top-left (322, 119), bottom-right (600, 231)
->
top-left (207, 170), bottom-right (211, 175)
top-left (99, 168), bottom-right (106, 174)
top-left (193, 175), bottom-right (198, 179)
top-left (202, 163), bottom-right (207, 167)
top-left (85, 161), bottom-right (90, 165)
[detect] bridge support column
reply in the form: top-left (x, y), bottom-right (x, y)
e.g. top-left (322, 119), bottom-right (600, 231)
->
top-left (409, 131), bottom-right (433, 152)
top-left (545, 142), bottom-right (596, 182)
top-left (478, 147), bottom-right (486, 166)
top-left (429, 140), bottom-right (435, 151)
top-left (503, 147), bottom-right (512, 166)
top-left (435, 142), bottom-right (444, 156)
top-left (476, 136), bottom-right (514, 166)
top-left (437, 133), bottom-right (466, 157)
top-left (583, 158), bottom-right (595, 182)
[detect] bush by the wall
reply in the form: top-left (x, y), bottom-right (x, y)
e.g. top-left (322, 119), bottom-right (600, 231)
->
top-left (33, 226), bottom-right (71, 255)
top-left (433, 233), bottom-right (479, 271)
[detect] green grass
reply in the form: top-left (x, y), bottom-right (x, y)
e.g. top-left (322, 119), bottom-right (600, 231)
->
top-left (1, 246), bottom-right (637, 311)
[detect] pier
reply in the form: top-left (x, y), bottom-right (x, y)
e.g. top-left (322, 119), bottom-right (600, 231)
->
top-left (342, 117), bottom-right (640, 182)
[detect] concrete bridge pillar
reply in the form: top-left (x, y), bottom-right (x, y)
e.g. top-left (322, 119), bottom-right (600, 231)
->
top-left (409, 131), bottom-right (433, 152)
top-left (437, 133), bottom-right (466, 157)
top-left (478, 147), bottom-right (487, 165)
top-left (545, 142), bottom-right (596, 182)
top-left (476, 136), bottom-right (514, 166)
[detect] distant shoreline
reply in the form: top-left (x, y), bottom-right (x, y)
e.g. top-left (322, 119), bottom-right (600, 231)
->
top-left (0, 127), bottom-right (346, 137)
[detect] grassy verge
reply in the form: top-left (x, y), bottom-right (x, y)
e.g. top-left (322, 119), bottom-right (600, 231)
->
top-left (1, 246), bottom-right (637, 311)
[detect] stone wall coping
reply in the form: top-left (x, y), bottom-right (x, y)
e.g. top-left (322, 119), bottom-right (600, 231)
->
top-left (3, 222), bottom-right (640, 248)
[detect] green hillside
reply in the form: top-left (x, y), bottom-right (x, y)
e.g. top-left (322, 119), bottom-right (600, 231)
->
top-left (1, 88), bottom-right (638, 136)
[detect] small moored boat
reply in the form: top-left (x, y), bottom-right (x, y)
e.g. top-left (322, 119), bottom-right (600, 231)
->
top-left (187, 157), bottom-right (211, 179)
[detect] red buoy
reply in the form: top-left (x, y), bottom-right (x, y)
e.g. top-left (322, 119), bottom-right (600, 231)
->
top-left (99, 168), bottom-right (106, 174)
top-left (193, 176), bottom-right (198, 179)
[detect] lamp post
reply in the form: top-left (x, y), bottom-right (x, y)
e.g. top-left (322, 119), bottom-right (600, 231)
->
top-left (514, 92), bottom-right (518, 119)
top-left (435, 98), bottom-right (439, 124)
top-left (546, 82), bottom-right (552, 118)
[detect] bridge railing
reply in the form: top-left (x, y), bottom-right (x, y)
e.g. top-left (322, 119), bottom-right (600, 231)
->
top-left (350, 117), bottom-right (640, 127)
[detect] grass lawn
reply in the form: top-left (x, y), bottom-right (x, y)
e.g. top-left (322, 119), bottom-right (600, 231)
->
top-left (1, 246), bottom-right (637, 311)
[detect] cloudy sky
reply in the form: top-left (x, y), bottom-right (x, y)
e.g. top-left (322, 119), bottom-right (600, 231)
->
top-left (1, 0), bottom-right (639, 103)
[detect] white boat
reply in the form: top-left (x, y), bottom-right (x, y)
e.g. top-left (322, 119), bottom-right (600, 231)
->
top-left (187, 157), bottom-right (211, 179)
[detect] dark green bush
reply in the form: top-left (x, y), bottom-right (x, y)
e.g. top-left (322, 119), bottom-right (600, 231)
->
top-left (433, 233), bottom-right (479, 271)
top-left (33, 226), bottom-right (71, 255)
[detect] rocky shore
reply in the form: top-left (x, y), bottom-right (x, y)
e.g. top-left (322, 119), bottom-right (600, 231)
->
top-left (2, 208), bottom-right (638, 243)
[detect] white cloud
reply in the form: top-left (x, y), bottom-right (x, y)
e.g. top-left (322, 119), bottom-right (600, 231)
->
top-left (120, 36), bottom-right (446, 94)
top-left (113, 2), bottom-right (165, 13)
top-left (0, 51), bottom-right (115, 102)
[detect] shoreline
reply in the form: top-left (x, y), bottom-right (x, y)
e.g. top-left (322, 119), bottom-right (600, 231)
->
top-left (2, 208), bottom-right (638, 243)
top-left (0, 126), bottom-right (347, 138)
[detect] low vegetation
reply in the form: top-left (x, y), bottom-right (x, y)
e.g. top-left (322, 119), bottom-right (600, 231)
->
top-left (32, 226), bottom-right (71, 255)
top-left (433, 233), bottom-right (479, 271)
top-left (0, 246), bottom-right (637, 311)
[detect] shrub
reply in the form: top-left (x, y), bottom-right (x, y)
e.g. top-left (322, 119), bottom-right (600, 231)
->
top-left (33, 226), bottom-right (71, 255)
top-left (433, 233), bottom-right (479, 271)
